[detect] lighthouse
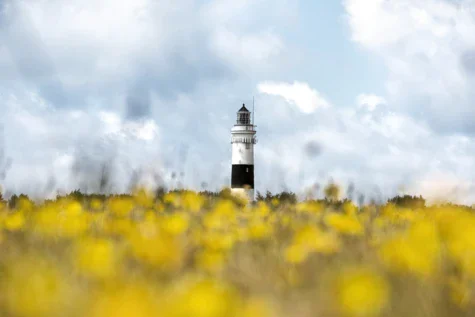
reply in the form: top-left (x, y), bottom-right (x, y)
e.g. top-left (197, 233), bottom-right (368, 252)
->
top-left (231, 103), bottom-right (257, 201)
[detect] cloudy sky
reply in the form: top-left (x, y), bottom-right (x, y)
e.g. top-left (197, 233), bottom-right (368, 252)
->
top-left (1, 0), bottom-right (475, 204)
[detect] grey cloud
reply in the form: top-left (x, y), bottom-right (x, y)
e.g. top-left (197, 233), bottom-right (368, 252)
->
top-left (124, 48), bottom-right (233, 121)
top-left (0, 0), bottom-right (296, 198)
top-left (0, 126), bottom-right (12, 181)
top-left (70, 139), bottom-right (119, 194)
top-left (0, 1), bottom-right (74, 108)
top-left (126, 86), bottom-right (151, 120)
top-left (461, 50), bottom-right (475, 75)
top-left (303, 140), bottom-right (323, 158)
top-left (10, 0), bottom-right (475, 206)
top-left (346, 182), bottom-right (355, 200)
top-left (1, 1), bottom-right (234, 114)
top-left (148, 52), bottom-right (233, 100)
top-left (344, 0), bottom-right (475, 135)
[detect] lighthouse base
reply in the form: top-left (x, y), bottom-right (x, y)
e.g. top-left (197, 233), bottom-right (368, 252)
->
top-left (231, 188), bottom-right (254, 202)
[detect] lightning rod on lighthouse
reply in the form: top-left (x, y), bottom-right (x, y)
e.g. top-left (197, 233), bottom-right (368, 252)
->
top-left (231, 103), bottom-right (257, 201)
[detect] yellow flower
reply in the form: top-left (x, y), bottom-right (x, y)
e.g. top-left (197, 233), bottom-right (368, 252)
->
top-left (63, 200), bottom-right (83, 215)
top-left (436, 210), bottom-right (475, 277)
top-left (293, 225), bottom-right (341, 254)
top-left (160, 213), bottom-right (190, 235)
top-left (284, 243), bottom-right (309, 264)
top-left (336, 267), bottom-right (389, 317)
top-left (31, 205), bottom-right (89, 238)
top-left (325, 213), bottom-right (364, 236)
top-left (104, 217), bottom-right (134, 236)
top-left (129, 230), bottom-right (184, 270)
top-left (164, 192), bottom-right (180, 207)
top-left (58, 212), bottom-right (89, 238)
top-left (133, 188), bottom-right (155, 208)
top-left (447, 277), bottom-right (472, 309)
top-left (379, 220), bottom-right (440, 278)
top-left (248, 221), bottom-right (273, 240)
top-left (4, 211), bottom-right (26, 231)
top-left (295, 201), bottom-right (324, 214)
top-left (343, 202), bottom-right (358, 216)
top-left (182, 191), bottom-right (205, 212)
top-left (74, 237), bottom-right (119, 279)
top-left (17, 196), bottom-right (35, 212)
top-left (90, 198), bottom-right (103, 211)
top-left (108, 197), bottom-right (135, 217)
top-left (88, 285), bottom-right (160, 317)
top-left (199, 231), bottom-right (235, 251)
top-left (240, 297), bottom-right (276, 317)
top-left (4, 258), bottom-right (71, 317)
top-left (166, 277), bottom-right (240, 317)
top-left (254, 201), bottom-right (271, 217)
top-left (195, 249), bottom-right (227, 272)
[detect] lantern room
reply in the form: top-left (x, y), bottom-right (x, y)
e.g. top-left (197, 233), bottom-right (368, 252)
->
top-left (236, 104), bottom-right (251, 125)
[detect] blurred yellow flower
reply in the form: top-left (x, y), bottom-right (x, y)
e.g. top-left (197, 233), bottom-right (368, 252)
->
top-left (129, 230), bottom-right (184, 270)
top-left (90, 198), bottom-right (103, 211)
top-left (195, 249), bottom-right (227, 272)
top-left (343, 202), bottom-right (358, 216)
top-left (447, 277), bottom-right (471, 309)
top-left (240, 297), bottom-right (276, 317)
top-left (436, 210), bottom-right (475, 277)
top-left (4, 259), bottom-right (71, 317)
top-left (183, 191), bottom-right (205, 212)
top-left (74, 237), bottom-right (119, 279)
top-left (166, 277), bottom-right (240, 317)
top-left (295, 226), bottom-right (341, 254)
top-left (379, 220), bottom-right (440, 278)
top-left (133, 187), bottom-right (155, 208)
top-left (254, 201), bottom-right (271, 217)
top-left (248, 221), bottom-right (273, 240)
top-left (63, 200), bottom-right (83, 215)
top-left (17, 196), bottom-right (35, 212)
top-left (3, 186), bottom-right (475, 317)
top-left (295, 201), bottom-right (324, 214)
top-left (3, 211), bottom-right (26, 231)
top-left (203, 211), bottom-right (232, 230)
top-left (88, 285), bottom-right (160, 317)
top-left (336, 267), bottom-right (389, 317)
top-left (108, 197), bottom-right (135, 217)
top-left (161, 213), bottom-right (190, 235)
top-left (325, 213), bottom-right (364, 236)
top-left (284, 243), bottom-right (309, 264)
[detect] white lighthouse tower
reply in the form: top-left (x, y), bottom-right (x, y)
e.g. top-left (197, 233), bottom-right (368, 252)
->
top-left (231, 103), bottom-right (257, 201)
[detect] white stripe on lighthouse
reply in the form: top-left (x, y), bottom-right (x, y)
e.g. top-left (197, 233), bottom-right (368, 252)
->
top-left (231, 142), bottom-right (254, 165)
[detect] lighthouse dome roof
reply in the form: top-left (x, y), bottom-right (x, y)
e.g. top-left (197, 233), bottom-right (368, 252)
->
top-left (238, 104), bottom-right (250, 112)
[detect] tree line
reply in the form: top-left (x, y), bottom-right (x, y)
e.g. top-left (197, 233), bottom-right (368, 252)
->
top-left (1, 183), bottom-right (465, 212)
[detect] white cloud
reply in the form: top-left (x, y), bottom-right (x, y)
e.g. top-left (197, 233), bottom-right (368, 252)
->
top-left (99, 111), bottom-right (159, 141)
top-left (344, 0), bottom-right (475, 132)
top-left (0, 0), bottom-right (294, 196)
top-left (0, 0), bottom-right (290, 107)
top-left (257, 81), bottom-right (331, 113)
top-left (254, 81), bottom-right (475, 204)
top-left (4, 0), bottom-right (475, 206)
top-left (406, 171), bottom-right (475, 206)
top-left (210, 29), bottom-right (284, 71)
top-left (357, 93), bottom-right (386, 111)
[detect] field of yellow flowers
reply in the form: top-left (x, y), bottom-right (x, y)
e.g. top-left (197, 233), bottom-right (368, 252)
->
top-left (1, 189), bottom-right (475, 317)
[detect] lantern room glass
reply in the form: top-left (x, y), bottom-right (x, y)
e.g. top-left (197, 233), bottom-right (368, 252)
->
top-left (237, 112), bottom-right (250, 125)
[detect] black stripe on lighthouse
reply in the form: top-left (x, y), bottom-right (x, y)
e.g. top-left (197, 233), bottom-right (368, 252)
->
top-left (231, 165), bottom-right (254, 189)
